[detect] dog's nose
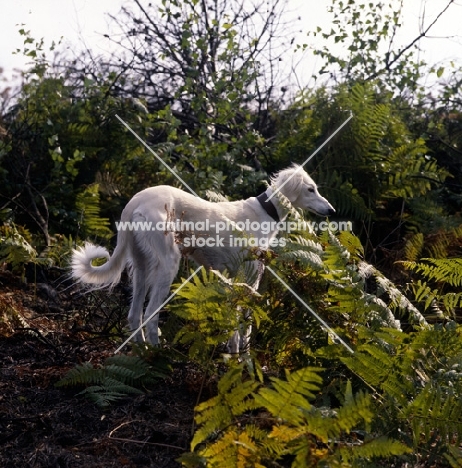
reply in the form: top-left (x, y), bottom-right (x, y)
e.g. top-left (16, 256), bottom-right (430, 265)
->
top-left (327, 208), bottom-right (336, 216)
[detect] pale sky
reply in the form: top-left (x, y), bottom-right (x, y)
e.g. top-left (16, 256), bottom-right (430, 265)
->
top-left (1, 0), bottom-right (461, 88)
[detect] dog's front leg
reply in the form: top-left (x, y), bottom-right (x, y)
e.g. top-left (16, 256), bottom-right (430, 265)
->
top-left (226, 308), bottom-right (252, 354)
top-left (227, 330), bottom-right (241, 355)
top-left (239, 310), bottom-right (252, 351)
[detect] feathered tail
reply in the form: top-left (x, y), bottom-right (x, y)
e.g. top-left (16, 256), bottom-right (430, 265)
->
top-left (71, 234), bottom-right (128, 288)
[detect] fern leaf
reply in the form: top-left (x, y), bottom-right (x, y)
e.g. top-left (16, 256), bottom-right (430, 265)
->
top-left (342, 345), bottom-right (411, 404)
top-left (254, 367), bottom-right (323, 425)
top-left (55, 362), bottom-right (103, 387)
top-left (75, 183), bottom-right (112, 240)
top-left (200, 430), bottom-right (265, 468)
top-left (105, 354), bottom-right (157, 383)
top-left (336, 436), bottom-right (412, 463)
top-left (404, 232), bottom-right (424, 261)
top-left (412, 258), bottom-right (462, 287)
top-left (56, 354), bottom-right (168, 407)
top-left (77, 377), bottom-right (143, 407)
top-left (191, 365), bottom-right (259, 450)
top-left (445, 446), bottom-right (462, 467)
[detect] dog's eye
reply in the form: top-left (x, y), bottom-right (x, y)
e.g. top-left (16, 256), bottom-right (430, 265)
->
top-left (308, 187), bottom-right (315, 193)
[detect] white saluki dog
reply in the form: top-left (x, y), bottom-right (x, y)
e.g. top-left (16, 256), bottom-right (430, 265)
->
top-left (72, 165), bottom-right (335, 352)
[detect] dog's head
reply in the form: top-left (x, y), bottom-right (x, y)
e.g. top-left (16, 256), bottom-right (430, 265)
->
top-left (271, 164), bottom-right (335, 217)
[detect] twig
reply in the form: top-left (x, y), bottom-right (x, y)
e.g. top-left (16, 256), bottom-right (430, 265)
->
top-left (107, 436), bottom-right (185, 450)
top-left (108, 420), bottom-right (186, 450)
top-left (366, 0), bottom-right (456, 81)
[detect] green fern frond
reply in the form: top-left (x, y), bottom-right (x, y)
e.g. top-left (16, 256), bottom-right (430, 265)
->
top-left (406, 198), bottom-right (459, 240)
top-left (321, 230), bottom-right (351, 274)
top-left (317, 167), bottom-right (373, 220)
top-left (317, 232), bottom-right (416, 328)
top-left (104, 354), bottom-right (159, 385)
top-left (172, 268), bottom-right (268, 361)
top-left (186, 354), bottom-right (414, 466)
top-left (262, 376), bottom-right (411, 465)
top-left (404, 232), bottom-right (424, 261)
top-left (341, 323), bottom-right (462, 460)
top-left (382, 141), bottom-right (438, 199)
top-left (402, 258), bottom-right (462, 315)
top-left (67, 122), bottom-right (92, 135)
top-left (403, 382), bottom-right (462, 446)
top-left (191, 364), bottom-right (259, 451)
top-left (342, 341), bottom-right (416, 404)
top-left (75, 183), bottom-right (112, 240)
top-left (445, 446), bottom-right (462, 467)
top-left (278, 235), bottom-right (324, 271)
top-left (55, 362), bottom-right (104, 388)
top-left (411, 279), bottom-right (438, 310)
top-left (335, 436), bottom-right (412, 464)
top-left (0, 223), bottom-right (52, 276)
top-left (405, 258), bottom-right (462, 287)
top-left (56, 354), bottom-right (168, 407)
top-left (78, 377), bottom-right (144, 407)
top-left (442, 292), bottom-right (462, 312)
top-left (303, 390), bottom-right (373, 443)
top-left (198, 429), bottom-right (265, 468)
top-left (337, 230), bottom-right (364, 259)
top-left (254, 367), bottom-right (323, 425)
top-left (330, 178), bottom-right (372, 220)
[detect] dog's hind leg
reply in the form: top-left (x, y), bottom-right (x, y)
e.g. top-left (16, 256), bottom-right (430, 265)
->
top-left (127, 250), bottom-right (148, 342)
top-left (143, 245), bottom-right (182, 345)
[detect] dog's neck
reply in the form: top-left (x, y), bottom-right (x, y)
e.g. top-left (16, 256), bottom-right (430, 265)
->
top-left (256, 191), bottom-right (280, 222)
top-left (256, 188), bottom-right (291, 223)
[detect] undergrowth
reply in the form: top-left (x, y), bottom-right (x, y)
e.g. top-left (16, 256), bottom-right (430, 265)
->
top-left (55, 228), bottom-right (462, 466)
top-left (56, 352), bottom-right (171, 407)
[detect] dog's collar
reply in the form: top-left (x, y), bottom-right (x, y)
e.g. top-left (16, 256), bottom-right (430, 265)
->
top-left (256, 192), bottom-right (280, 222)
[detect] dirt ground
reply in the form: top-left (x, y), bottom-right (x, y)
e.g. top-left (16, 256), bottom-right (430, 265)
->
top-left (0, 270), bottom-right (198, 468)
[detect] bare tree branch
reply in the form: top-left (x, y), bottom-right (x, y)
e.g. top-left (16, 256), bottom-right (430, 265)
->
top-left (366, 0), bottom-right (456, 81)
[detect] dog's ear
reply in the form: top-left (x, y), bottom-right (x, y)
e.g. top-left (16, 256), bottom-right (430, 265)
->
top-left (278, 167), bottom-right (304, 191)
